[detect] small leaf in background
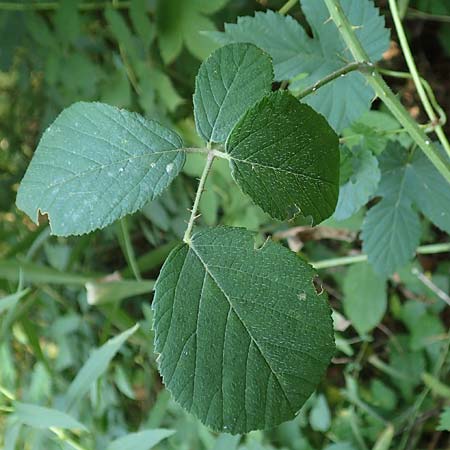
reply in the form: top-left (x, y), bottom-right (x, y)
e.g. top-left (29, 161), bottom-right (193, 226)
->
top-left (0, 289), bottom-right (29, 315)
top-left (193, 43), bottom-right (273, 143)
top-left (370, 379), bottom-right (397, 411)
top-left (64, 324), bottom-right (139, 411)
top-left (372, 424), bottom-right (394, 450)
top-left (323, 444), bottom-right (357, 450)
top-left (309, 394), bottom-right (331, 431)
top-left (437, 406), bottom-right (450, 431)
top-left (209, 0), bottom-right (389, 131)
top-left (14, 402), bottom-right (86, 431)
top-left (153, 227), bottom-right (335, 433)
top-left (343, 262), bottom-right (387, 335)
top-left (334, 146), bottom-right (380, 221)
top-left (130, 0), bottom-right (155, 47)
top-left (226, 91), bottom-right (339, 224)
top-left (156, 0), bottom-right (228, 63)
top-left (422, 373), bottom-right (450, 399)
top-left (107, 428), bottom-right (175, 450)
top-left (16, 102), bottom-right (185, 236)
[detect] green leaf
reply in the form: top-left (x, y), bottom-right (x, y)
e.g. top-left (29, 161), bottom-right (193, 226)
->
top-left (107, 429), bottom-right (175, 450)
top-left (14, 402), bottom-right (86, 431)
top-left (343, 262), bottom-right (387, 335)
top-left (209, 2), bottom-right (389, 131)
top-left (193, 43), bottom-right (273, 144)
top-left (438, 406), bottom-right (450, 431)
top-left (334, 146), bottom-right (380, 221)
top-left (153, 226), bottom-right (335, 434)
top-left (130, 0), bottom-right (155, 46)
top-left (156, 0), bottom-right (228, 63)
top-left (226, 91), bottom-right (339, 224)
top-left (362, 143), bottom-right (450, 275)
top-left (0, 289), bottom-right (29, 315)
top-left (309, 394), bottom-right (331, 431)
top-left (64, 324), bottom-right (139, 411)
top-left (16, 102), bottom-right (185, 236)
top-left (85, 279), bottom-right (155, 305)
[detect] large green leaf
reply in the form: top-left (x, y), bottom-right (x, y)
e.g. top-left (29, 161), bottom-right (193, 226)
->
top-left (153, 226), bottom-right (335, 434)
top-left (225, 91), bottom-right (339, 224)
top-left (16, 102), bottom-right (184, 236)
top-left (209, 1), bottom-right (389, 131)
top-left (343, 262), bottom-right (387, 335)
top-left (193, 43), bottom-right (273, 144)
top-left (334, 146), bottom-right (380, 221)
top-left (14, 402), bottom-right (86, 431)
top-left (362, 143), bottom-right (450, 275)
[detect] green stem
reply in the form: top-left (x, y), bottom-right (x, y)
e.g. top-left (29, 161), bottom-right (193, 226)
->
top-left (278, 0), bottom-right (297, 16)
top-left (50, 427), bottom-right (90, 450)
top-left (388, 0), bottom-right (450, 157)
top-left (323, 0), bottom-right (450, 184)
top-left (182, 147), bottom-right (230, 160)
top-left (0, 1), bottom-right (130, 10)
top-left (119, 217), bottom-right (141, 281)
top-left (183, 151), bottom-right (216, 244)
top-left (379, 68), bottom-right (447, 127)
top-left (407, 7), bottom-right (450, 23)
top-left (311, 242), bottom-right (450, 269)
top-left (295, 62), bottom-right (369, 99)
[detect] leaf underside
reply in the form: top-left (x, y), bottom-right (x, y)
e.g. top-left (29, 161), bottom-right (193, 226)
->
top-left (362, 143), bottom-right (450, 275)
top-left (153, 226), bottom-right (335, 434)
top-left (334, 145), bottom-right (380, 221)
top-left (193, 42), bottom-right (273, 144)
top-left (226, 91), bottom-right (339, 224)
top-left (16, 102), bottom-right (185, 236)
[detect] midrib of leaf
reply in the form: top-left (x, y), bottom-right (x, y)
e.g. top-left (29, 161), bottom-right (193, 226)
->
top-left (230, 157), bottom-right (336, 186)
top-left (188, 243), bottom-right (297, 415)
top-left (23, 151), bottom-right (179, 191)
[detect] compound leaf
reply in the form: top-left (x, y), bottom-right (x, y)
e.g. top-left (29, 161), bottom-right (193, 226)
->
top-left (153, 226), bottom-right (335, 434)
top-left (343, 262), bottom-right (387, 335)
top-left (362, 143), bottom-right (450, 275)
top-left (193, 43), bottom-right (273, 144)
top-left (334, 146), bottom-right (380, 221)
top-left (16, 102), bottom-right (185, 236)
top-left (209, 1), bottom-right (390, 131)
top-left (226, 91), bottom-right (339, 224)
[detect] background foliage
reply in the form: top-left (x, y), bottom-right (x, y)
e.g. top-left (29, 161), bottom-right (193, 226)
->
top-left (0, 0), bottom-right (449, 449)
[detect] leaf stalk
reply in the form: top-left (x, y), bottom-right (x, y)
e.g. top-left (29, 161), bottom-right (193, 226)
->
top-left (294, 61), bottom-right (371, 99)
top-left (183, 151), bottom-right (216, 244)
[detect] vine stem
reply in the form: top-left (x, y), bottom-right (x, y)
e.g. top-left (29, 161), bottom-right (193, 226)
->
top-left (388, 0), bottom-right (450, 157)
top-left (311, 242), bottom-right (450, 269)
top-left (278, 0), bottom-right (297, 16)
top-left (295, 62), bottom-right (370, 99)
top-left (323, 0), bottom-right (450, 184)
top-left (183, 151), bottom-right (216, 245)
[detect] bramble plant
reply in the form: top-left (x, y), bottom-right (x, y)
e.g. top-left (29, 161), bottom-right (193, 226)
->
top-left (12, 0), bottom-right (450, 440)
